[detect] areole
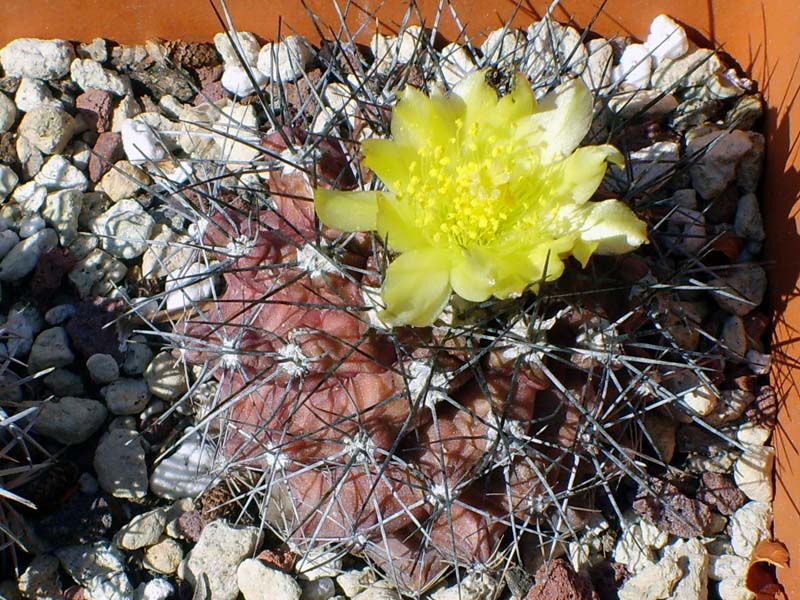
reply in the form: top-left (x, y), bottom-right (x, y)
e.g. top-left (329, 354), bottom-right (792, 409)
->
top-left (2, 0), bottom-right (799, 595)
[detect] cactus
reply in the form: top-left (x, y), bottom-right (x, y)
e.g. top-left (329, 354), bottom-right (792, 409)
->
top-left (0, 385), bottom-right (49, 575)
top-left (142, 1), bottom-right (766, 596)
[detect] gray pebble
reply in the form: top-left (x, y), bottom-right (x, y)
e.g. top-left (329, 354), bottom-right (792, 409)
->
top-left (145, 350), bottom-right (187, 401)
top-left (93, 429), bottom-right (148, 499)
top-left (734, 192), bottom-right (765, 242)
top-left (123, 335), bottom-right (154, 375)
top-left (0, 91), bottom-right (16, 133)
top-left (0, 227), bottom-right (58, 282)
top-left (0, 164), bottom-right (18, 200)
top-left (102, 378), bottom-right (150, 415)
top-left (710, 264), bottom-right (767, 316)
top-left (18, 215), bottom-right (46, 238)
top-left (70, 58), bottom-right (128, 96)
top-left (18, 554), bottom-right (62, 600)
top-left (32, 396), bottom-right (107, 445)
top-left (114, 508), bottom-right (167, 550)
top-left (87, 353), bottom-right (120, 384)
top-left (44, 303), bottom-right (76, 325)
top-left (0, 229), bottom-right (20, 260)
top-left (56, 540), bottom-right (134, 598)
top-left (15, 77), bottom-right (61, 112)
top-left (42, 368), bottom-right (86, 396)
top-left (28, 326), bottom-right (74, 374)
top-left (68, 248), bottom-right (127, 298)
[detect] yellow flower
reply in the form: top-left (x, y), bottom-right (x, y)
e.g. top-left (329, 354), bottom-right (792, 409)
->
top-left (315, 70), bottom-right (648, 326)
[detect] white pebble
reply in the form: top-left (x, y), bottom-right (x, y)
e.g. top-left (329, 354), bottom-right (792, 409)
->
top-left (34, 155), bottom-right (89, 191)
top-left (214, 31), bottom-right (261, 66)
top-left (121, 119), bottom-right (166, 163)
top-left (681, 384), bottom-right (718, 416)
top-left (135, 578), bottom-right (175, 600)
top-left (13, 180), bottom-right (47, 213)
top-left (644, 15), bottom-right (690, 64)
top-left (165, 263), bottom-right (215, 312)
top-left (70, 58), bottom-right (128, 96)
top-left (89, 198), bottom-right (155, 260)
top-left (733, 445), bottom-right (774, 502)
top-left (221, 65), bottom-right (267, 96)
top-left (238, 559), bottom-right (302, 600)
top-left (257, 36), bottom-right (313, 82)
top-left (149, 434), bottom-right (218, 499)
top-left (0, 38), bottom-right (75, 80)
top-left (730, 501), bottom-right (771, 557)
top-left (614, 43), bottom-right (653, 88)
top-left (15, 77), bottom-right (61, 112)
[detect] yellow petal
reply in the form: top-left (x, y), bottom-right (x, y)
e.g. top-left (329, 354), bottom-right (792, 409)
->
top-left (524, 78), bottom-right (593, 163)
top-left (391, 86), bottom-right (465, 148)
top-left (553, 144), bottom-right (624, 204)
top-left (449, 249), bottom-right (495, 302)
top-left (484, 240), bottom-right (569, 299)
top-left (376, 194), bottom-right (430, 252)
top-left (314, 188), bottom-right (379, 232)
top-left (456, 70), bottom-right (537, 138)
top-left (495, 72), bottom-right (537, 122)
top-left (361, 138), bottom-right (416, 193)
top-left (572, 238), bottom-right (600, 268)
top-left (380, 249), bottom-right (453, 326)
top-left (579, 199), bottom-right (649, 254)
top-left (455, 70), bottom-right (502, 128)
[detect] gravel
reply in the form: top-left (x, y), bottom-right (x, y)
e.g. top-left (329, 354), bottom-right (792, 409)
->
top-left (0, 11), bottom-right (777, 600)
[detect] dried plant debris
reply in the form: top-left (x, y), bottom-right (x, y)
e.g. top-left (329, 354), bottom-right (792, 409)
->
top-left (0, 0), bottom-right (780, 598)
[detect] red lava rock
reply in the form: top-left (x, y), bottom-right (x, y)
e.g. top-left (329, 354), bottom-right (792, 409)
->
top-left (76, 88), bottom-right (114, 133)
top-left (257, 547), bottom-right (297, 573)
top-left (526, 559), bottom-right (598, 600)
top-left (176, 509), bottom-right (205, 542)
top-left (65, 298), bottom-right (124, 360)
top-left (632, 478), bottom-right (713, 538)
top-left (88, 131), bottom-right (124, 182)
top-left (31, 247), bottom-right (78, 302)
top-left (588, 561), bottom-right (629, 600)
top-left (194, 80), bottom-right (228, 105)
top-left (697, 472), bottom-right (747, 516)
top-left (746, 386), bottom-right (778, 430)
top-left (195, 64), bottom-right (223, 87)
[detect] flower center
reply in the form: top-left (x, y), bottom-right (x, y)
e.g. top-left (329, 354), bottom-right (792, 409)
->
top-left (391, 120), bottom-right (535, 248)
